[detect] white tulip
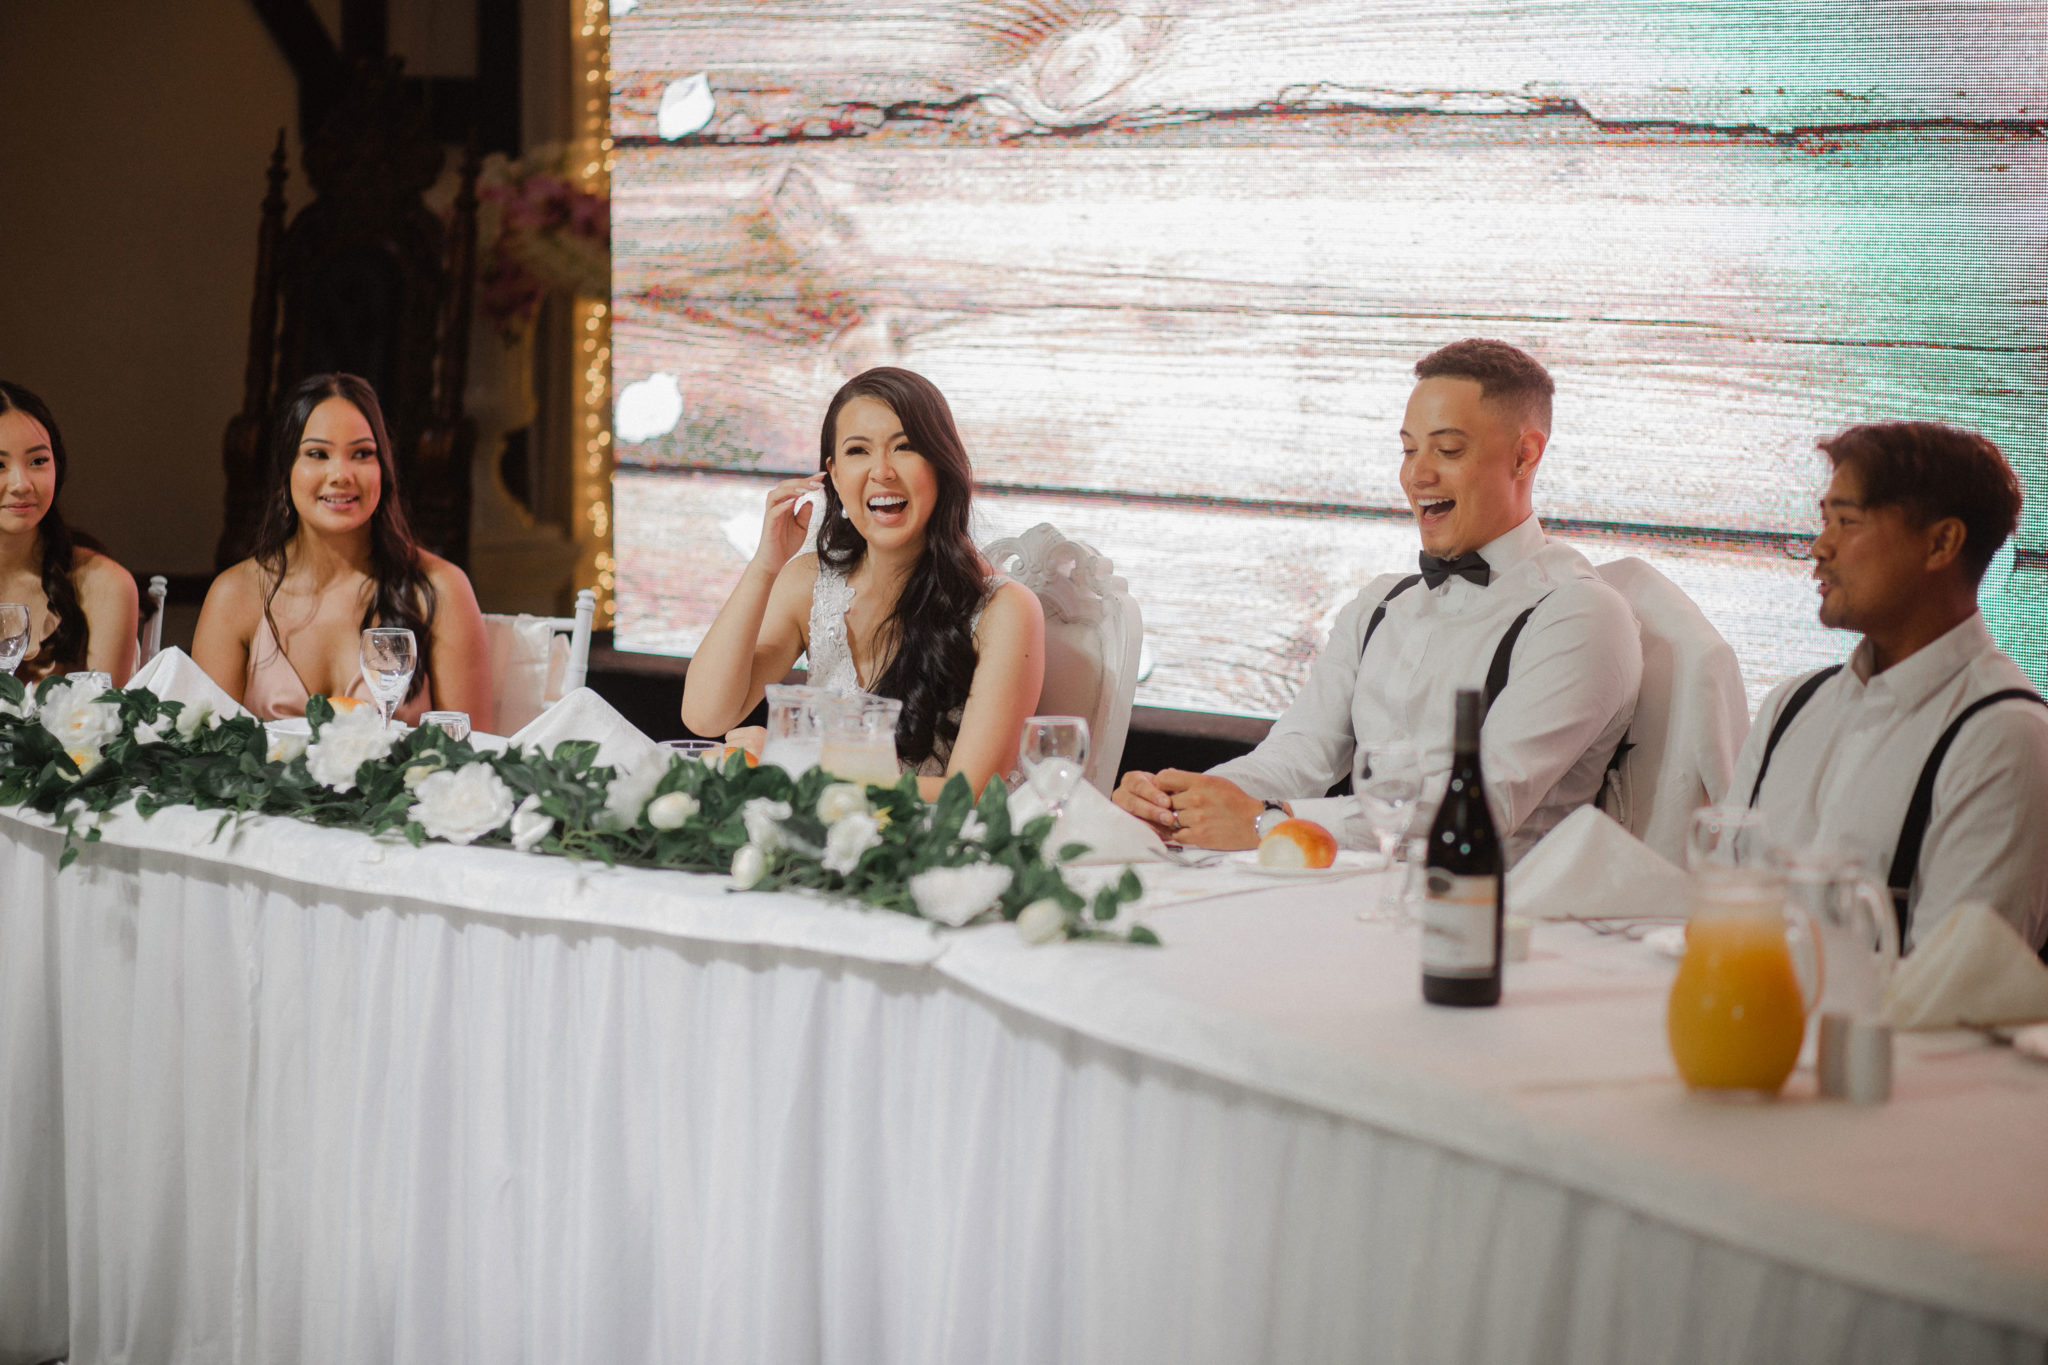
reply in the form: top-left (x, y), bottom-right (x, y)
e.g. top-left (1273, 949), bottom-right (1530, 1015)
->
top-left (266, 730), bottom-right (310, 764)
top-left (173, 701), bottom-right (214, 738)
top-left (647, 790), bottom-right (700, 830)
top-left (407, 761), bottom-right (517, 846)
top-left (741, 797), bottom-right (792, 851)
top-left (822, 810), bottom-right (883, 876)
top-left (816, 782), bottom-right (869, 825)
top-left (509, 794), bottom-right (555, 852)
top-left (729, 843), bottom-right (767, 889)
top-left (1015, 898), bottom-right (1069, 945)
top-left (908, 863), bottom-right (1013, 926)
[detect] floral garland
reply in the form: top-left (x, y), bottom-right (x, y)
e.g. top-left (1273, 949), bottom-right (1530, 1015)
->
top-left (0, 674), bottom-right (1152, 944)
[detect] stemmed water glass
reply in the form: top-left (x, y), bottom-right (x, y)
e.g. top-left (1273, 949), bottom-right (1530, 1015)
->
top-left (0, 603), bottom-right (31, 676)
top-left (1019, 716), bottom-right (1090, 826)
top-left (1358, 740), bottom-right (1423, 921)
top-left (359, 627), bottom-right (417, 732)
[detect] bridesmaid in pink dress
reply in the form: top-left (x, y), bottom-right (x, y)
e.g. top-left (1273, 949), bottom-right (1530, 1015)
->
top-left (193, 374), bottom-right (491, 730)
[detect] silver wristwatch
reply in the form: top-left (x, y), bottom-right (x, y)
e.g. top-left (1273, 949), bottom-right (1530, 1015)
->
top-left (1253, 801), bottom-right (1288, 838)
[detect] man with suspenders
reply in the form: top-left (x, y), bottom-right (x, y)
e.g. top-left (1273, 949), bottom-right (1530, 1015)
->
top-left (1113, 339), bottom-right (1642, 862)
top-left (1727, 421), bottom-right (2048, 955)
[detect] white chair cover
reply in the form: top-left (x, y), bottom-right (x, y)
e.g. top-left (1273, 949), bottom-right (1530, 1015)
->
top-left (1594, 557), bottom-right (1750, 864)
top-left (484, 592), bottom-right (595, 735)
top-left (983, 524), bottom-right (1143, 794)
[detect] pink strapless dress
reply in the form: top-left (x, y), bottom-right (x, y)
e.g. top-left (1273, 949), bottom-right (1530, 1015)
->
top-left (243, 614), bottom-right (432, 725)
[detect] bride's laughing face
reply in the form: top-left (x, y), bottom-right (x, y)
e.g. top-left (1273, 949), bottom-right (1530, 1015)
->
top-left (829, 395), bottom-right (938, 554)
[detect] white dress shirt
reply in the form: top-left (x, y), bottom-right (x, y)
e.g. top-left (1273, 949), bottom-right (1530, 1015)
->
top-left (1727, 613), bottom-right (2048, 951)
top-left (1212, 516), bottom-right (1643, 863)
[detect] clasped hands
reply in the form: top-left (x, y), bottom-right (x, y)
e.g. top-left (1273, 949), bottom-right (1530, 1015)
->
top-left (1113, 769), bottom-right (1270, 849)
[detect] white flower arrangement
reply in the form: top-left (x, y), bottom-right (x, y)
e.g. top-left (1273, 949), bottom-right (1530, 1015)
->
top-left (38, 678), bottom-right (122, 768)
top-left (601, 749), bottom-right (672, 830)
top-left (406, 761), bottom-right (516, 846)
top-left (822, 809), bottom-right (883, 875)
top-left (305, 704), bottom-right (398, 793)
top-left (909, 863), bottom-right (1014, 926)
top-left (647, 790), bottom-right (700, 830)
top-left (509, 794), bottom-right (555, 852)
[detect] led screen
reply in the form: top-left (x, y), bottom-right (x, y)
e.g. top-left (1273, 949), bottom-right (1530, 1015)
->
top-left (609, 2), bottom-right (2047, 719)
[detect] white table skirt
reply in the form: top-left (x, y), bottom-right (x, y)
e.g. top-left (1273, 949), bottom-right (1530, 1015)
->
top-left (4, 804), bottom-right (2046, 1365)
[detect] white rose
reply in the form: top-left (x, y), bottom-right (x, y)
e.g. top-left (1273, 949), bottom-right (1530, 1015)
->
top-left (509, 794), bottom-right (554, 852)
top-left (647, 790), bottom-right (700, 830)
top-left (304, 705), bottom-right (398, 792)
top-left (741, 797), bottom-right (792, 852)
top-left (816, 782), bottom-right (869, 825)
top-left (908, 863), bottom-right (1014, 927)
top-left (601, 749), bottom-right (673, 830)
top-left (821, 809), bottom-right (883, 876)
top-left (266, 730), bottom-right (310, 764)
top-left (730, 843), bottom-right (767, 889)
top-left (407, 761), bottom-right (516, 845)
top-left (38, 680), bottom-right (121, 766)
top-left (173, 701), bottom-right (213, 738)
top-left (1015, 898), bottom-right (1069, 945)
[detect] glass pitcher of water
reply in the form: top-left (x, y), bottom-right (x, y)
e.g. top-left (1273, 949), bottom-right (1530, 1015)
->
top-left (820, 692), bottom-right (902, 786)
top-left (1776, 846), bottom-right (1900, 1020)
top-left (760, 683), bottom-right (826, 776)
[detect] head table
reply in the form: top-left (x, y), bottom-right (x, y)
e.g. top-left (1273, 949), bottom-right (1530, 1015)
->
top-left (3, 800), bottom-right (2044, 1365)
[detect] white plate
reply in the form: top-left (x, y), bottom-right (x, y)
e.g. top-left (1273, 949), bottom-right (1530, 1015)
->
top-left (1222, 849), bottom-right (1383, 880)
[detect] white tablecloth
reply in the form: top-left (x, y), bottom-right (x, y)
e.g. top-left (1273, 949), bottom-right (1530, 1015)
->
top-left (4, 802), bottom-right (2046, 1365)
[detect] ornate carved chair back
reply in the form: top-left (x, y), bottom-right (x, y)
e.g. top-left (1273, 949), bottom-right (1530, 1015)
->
top-left (217, 64), bottom-right (480, 569)
top-left (983, 524), bottom-right (1144, 794)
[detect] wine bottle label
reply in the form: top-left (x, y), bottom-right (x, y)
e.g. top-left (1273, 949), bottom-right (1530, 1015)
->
top-left (1421, 872), bottom-right (1500, 978)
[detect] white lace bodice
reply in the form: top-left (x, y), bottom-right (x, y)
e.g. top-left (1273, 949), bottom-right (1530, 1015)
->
top-left (806, 559), bottom-right (1006, 774)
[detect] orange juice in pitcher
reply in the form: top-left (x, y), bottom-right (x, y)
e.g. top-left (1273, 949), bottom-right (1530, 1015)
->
top-left (1667, 873), bottom-right (1816, 1096)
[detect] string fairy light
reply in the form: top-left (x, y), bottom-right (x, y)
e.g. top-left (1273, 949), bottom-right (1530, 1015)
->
top-left (570, 0), bottom-right (615, 622)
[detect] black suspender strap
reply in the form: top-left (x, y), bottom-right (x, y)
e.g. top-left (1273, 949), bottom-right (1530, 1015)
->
top-left (1885, 688), bottom-right (2048, 953)
top-left (1483, 595), bottom-right (1550, 717)
top-left (1747, 664), bottom-right (1844, 807)
top-left (1359, 575), bottom-right (1424, 660)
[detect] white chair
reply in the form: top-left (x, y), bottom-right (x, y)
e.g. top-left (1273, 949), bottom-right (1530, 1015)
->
top-left (1594, 558), bottom-right (1751, 864)
top-left (983, 524), bottom-right (1143, 794)
top-left (137, 574), bottom-right (168, 665)
top-left (483, 588), bottom-right (595, 735)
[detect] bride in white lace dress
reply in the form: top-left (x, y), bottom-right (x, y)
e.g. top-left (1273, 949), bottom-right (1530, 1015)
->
top-left (680, 368), bottom-right (1045, 800)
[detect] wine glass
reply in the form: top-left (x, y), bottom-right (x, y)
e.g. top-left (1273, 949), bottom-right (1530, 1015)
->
top-left (1019, 716), bottom-right (1090, 826)
top-left (1358, 740), bottom-right (1423, 921)
top-left (422, 710), bottom-right (470, 742)
top-left (359, 627), bottom-right (417, 732)
top-left (0, 602), bottom-right (29, 677)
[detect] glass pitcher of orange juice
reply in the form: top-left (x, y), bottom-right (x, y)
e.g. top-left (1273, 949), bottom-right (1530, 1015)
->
top-left (1666, 869), bottom-right (1820, 1096)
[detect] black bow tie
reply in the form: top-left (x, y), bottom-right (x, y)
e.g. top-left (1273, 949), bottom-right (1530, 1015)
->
top-left (1418, 550), bottom-right (1491, 589)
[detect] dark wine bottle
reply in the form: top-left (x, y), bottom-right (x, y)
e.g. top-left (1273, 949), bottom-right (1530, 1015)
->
top-left (1421, 688), bottom-right (1504, 1006)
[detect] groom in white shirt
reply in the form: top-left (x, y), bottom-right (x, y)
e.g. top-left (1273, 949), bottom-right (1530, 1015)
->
top-left (1726, 421), bottom-right (2048, 953)
top-left (1114, 338), bottom-right (1642, 863)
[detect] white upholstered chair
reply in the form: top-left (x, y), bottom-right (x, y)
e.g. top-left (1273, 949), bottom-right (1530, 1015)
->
top-left (1594, 558), bottom-right (1750, 864)
top-left (982, 524), bottom-right (1143, 794)
top-left (137, 574), bottom-right (168, 666)
top-left (483, 588), bottom-right (596, 735)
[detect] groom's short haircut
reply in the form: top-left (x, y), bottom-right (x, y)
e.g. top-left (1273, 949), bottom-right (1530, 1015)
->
top-left (1819, 420), bottom-right (2022, 585)
top-left (1415, 338), bottom-right (1554, 434)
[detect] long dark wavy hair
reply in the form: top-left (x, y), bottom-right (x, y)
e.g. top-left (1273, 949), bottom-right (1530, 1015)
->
top-left (0, 380), bottom-right (89, 675)
top-left (816, 367), bottom-right (986, 766)
top-left (250, 374), bottom-right (435, 701)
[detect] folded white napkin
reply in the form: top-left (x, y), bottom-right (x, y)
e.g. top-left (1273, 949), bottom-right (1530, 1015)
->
top-left (1881, 901), bottom-right (2048, 1030)
top-left (508, 686), bottom-right (658, 773)
top-left (125, 646), bottom-right (252, 720)
top-left (1505, 804), bottom-right (1691, 921)
top-left (1009, 777), bottom-right (1172, 866)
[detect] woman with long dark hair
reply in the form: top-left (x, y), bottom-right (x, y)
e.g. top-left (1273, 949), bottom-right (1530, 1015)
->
top-left (683, 366), bottom-right (1044, 798)
top-left (0, 380), bottom-right (139, 684)
top-left (193, 373), bottom-right (492, 728)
